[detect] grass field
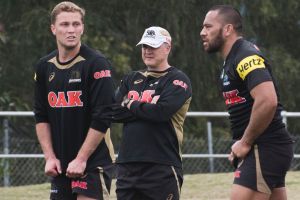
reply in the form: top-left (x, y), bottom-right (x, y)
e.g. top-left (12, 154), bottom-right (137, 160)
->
top-left (1, 171), bottom-right (300, 200)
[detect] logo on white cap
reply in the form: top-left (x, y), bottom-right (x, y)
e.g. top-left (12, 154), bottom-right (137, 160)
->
top-left (136, 26), bottom-right (171, 48)
top-left (145, 30), bottom-right (156, 38)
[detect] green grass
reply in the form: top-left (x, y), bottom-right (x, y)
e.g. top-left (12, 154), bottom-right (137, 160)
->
top-left (1, 171), bottom-right (300, 200)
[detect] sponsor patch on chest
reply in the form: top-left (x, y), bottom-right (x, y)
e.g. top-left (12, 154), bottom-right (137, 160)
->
top-left (69, 71), bottom-right (81, 83)
top-left (223, 89), bottom-right (246, 106)
top-left (48, 91), bottom-right (83, 107)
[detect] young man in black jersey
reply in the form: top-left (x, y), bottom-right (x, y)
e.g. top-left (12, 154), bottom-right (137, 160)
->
top-left (200, 5), bottom-right (294, 200)
top-left (33, 2), bottom-right (115, 200)
top-left (103, 26), bottom-right (192, 200)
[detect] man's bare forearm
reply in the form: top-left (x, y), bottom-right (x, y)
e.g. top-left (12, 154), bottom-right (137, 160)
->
top-left (241, 81), bottom-right (277, 145)
top-left (36, 122), bottom-right (56, 160)
top-left (76, 128), bottom-right (105, 162)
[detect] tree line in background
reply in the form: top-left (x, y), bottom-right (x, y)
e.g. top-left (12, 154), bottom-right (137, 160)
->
top-left (0, 0), bottom-right (300, 138)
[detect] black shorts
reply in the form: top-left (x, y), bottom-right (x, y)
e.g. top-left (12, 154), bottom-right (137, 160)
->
top-left (116, 162), bottom-right (183, 200)
top-left (233, 143), bottom-right (294, 194)
top-left (50, 165), bottom-right (114, 200)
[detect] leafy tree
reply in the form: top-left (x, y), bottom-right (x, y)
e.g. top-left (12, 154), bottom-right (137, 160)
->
top-left (0, 0), bottom-right (299, 137)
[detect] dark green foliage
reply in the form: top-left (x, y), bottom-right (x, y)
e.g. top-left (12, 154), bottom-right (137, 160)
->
top-left (0, 0), bottom-right (299, 135)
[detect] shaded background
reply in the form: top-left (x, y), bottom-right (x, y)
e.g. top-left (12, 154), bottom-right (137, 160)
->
top-left (0, 0), bottom-right (299, 185)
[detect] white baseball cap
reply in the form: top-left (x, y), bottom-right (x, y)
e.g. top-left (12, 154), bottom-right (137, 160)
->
top-left (136, 26), bottom-right (172, 48)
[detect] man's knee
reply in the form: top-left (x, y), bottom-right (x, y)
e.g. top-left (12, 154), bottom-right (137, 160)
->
top-left (77, 194), bottom-right (97, 200)
top-left (270, 187), bottom-right (287, 200)
top-left (231, 184), bottom-right (270, 200)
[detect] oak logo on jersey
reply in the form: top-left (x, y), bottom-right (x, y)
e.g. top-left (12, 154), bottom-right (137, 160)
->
top-left (173, 80), bottom-right (188, 90)
top-left (48, 91), bottom-right (83, 107)
top-left (128, 90), bottom-right (159, 104)
top-left (49, 72), bottom-right (55, 82)
top-left (94, 70), bottom-right (111, 79)
top-left (236, 55), bottom-right (265, 80)
top-left (223, 89), bottom-right (246, 106)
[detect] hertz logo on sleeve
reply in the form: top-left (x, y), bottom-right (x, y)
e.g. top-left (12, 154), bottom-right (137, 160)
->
top-left (236, 55), bottom-right (265, 80)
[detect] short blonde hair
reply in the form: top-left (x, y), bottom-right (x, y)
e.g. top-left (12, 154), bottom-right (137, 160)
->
top-left (51, 1), bottom-right (85, 24)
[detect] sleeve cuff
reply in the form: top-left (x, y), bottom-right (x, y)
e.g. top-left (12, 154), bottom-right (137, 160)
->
top-left (34, 116), bottom-right (49, 124)
top-left (90, 120), bottom-right (111, 134)
top-left (129, 101), bottom-right (140, 112)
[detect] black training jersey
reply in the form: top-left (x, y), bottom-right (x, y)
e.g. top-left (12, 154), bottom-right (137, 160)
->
top-left (116, 66), bottom-right (192, 168)
top-left (221, 38), bottom-right (292, 143)
top-left (34, 44), bottom-right (115, 172)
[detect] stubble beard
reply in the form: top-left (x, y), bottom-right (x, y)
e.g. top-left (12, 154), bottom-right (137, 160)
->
top-left (206, 29), bottom-right (224, 54)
